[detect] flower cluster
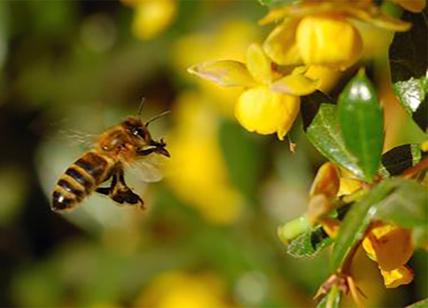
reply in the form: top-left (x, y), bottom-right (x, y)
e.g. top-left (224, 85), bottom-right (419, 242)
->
top-left (188, 0), bottom-right (416, 140)
top-left (306, 162), bottom-right (416, 289)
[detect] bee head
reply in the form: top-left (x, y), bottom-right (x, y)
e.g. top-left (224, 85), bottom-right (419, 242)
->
top-left (123, 116), bottom-right (170, 157)
top-left (123, 116), bottom-right (151, 141)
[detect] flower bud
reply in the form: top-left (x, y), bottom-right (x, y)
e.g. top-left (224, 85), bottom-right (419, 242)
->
top-left (235, 86), bottom-right (300, 140)
top-left (296, 14), bottom-right (363, 70)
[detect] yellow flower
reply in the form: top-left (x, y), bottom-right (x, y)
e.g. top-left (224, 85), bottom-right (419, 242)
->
top-left (135, 271), bottom-right (230, 308)
top-left (164, 92), bottom-right (243, 224)
top-left (297, 14), bottom-right (362, 70)
top-left (123, 0), bottom-right (176, 40)
top-left (362, 222), bottom-right (413, 271)
top-left (261, 0), bottom-right (412, 70)
top-left (362, 222), bottom-right (414, 288)
top-left (235, 86), bottom-right (299, 139)
top-left (189, 44), bottom-right (319, 139)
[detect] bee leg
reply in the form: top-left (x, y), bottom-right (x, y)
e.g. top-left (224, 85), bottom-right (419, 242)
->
top-left (109, 167), bottom-right (145, 209)
top-left (95, 187), bottom-right (111, 195)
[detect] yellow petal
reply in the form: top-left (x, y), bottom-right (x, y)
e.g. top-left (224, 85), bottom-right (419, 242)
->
top-left (246, 43), bottom-right (272, 84)
top-left (338, 177), bottom-right (362, 196)
top-left (362, 222), bottom-right (413, 271)
top-left (188, 60), bottom-right (255, 88)
top-left (391, 0), bottom-right (426, 12)
top-left (296, 14), bottom-right (363, 70)
top-left (345, 7), bottom-right (411, 32)
top-left (320, 218), bottom-right (340, 239)
top-left (310, 162), bottom-right (340, 198)
top-left (271, 72), bottom-right (318, 95)
top-left (305, 65), bottom-right (342, 93)
top-left (380, 265), bottom-right (414, 288)
top-left (235, 86), bottom-right (300, 140)
top-left (263, 19), bottom-right (302, 66)
top-left (132, 0), bottom-right (176, 40)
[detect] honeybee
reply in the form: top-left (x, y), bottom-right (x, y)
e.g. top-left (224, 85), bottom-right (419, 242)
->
top-left (51, 103), bottom-right (170, 211)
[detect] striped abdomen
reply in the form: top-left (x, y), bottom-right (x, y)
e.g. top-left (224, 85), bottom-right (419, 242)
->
top-left (52, 151), bottom-right (115, 211)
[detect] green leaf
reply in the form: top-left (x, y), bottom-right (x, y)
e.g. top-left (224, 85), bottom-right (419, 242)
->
top-left (287, 227), bottom-right (332, 258)
top-left (317, 285), bottom-right (341, 308)
top-left (331, 179), bottom-right (399, 270)
top-left (338, 70), bottom-right (384, 182)
top-left (375, 180), bottom-right (428, 227)
top-left (406, 298), bottom-right (428, 308)
top-left (380, 144), bottom-right (423, 176)
top-left (389, 10), bottom-right (428, 83)
top-left (375, 180), bottom-right (428, 248)
top-left (393, 76), bottom-right (428, 131)
top-left (301, 91), bottom-right (364, 179)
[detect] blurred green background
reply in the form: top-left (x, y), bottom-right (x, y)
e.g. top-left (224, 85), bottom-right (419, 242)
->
top-left (0, 1), bottom-right (426, 307)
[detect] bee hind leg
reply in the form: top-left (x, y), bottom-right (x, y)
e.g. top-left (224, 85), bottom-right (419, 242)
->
top-left (100, 167), bottom-right (145, 209)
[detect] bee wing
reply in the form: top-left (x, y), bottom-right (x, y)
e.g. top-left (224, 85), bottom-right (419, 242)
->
top-left (59, 129), bottom-right (97, 149)
top-left (127, 154), bottom-right (166, 183)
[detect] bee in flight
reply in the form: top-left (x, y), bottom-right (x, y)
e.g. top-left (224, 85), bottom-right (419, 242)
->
top-left (52, 101), bottom-right (170, 211)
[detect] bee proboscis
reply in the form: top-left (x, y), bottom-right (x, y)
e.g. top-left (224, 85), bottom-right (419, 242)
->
top-left (51, 102), bottom-right (170, 211)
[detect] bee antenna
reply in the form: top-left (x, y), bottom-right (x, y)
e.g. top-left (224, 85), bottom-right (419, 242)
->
top-left (137, 97), bottom-right (146, 117)
top-left (145, 110), bottom-right (170, 127)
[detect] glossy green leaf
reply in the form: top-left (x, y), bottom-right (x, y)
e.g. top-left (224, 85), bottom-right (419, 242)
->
top-left (331, 179), bottom-right (399, 270)
top-left (393, 76), bottom-right (428, 131)
top-left (317, 285), bottom-right (341, 308)
top-left (301, 91), bottom-right (364, 179)
top-left (380, 144), bottom-right (423, 176)
top-left (287, 227), bottom-right (332, 258)
top-left (407, 298), bottom-right (428, 308)
top-left (338, 71), bottom-right (384, 182)
top-left (375, 180), bottom-right (427, 227)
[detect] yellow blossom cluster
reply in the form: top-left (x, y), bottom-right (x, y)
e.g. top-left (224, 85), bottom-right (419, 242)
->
top-left (188, 0), bottom-right (421, 140)
top-left (308, 162), bottom-right (416, 289)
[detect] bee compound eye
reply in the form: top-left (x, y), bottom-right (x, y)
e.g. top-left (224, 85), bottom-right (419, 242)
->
top-left (131, 127), bottom-right (144, 138)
